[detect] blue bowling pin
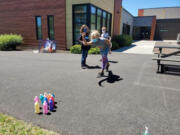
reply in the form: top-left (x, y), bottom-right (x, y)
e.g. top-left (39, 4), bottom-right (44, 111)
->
top-left (49, 99), bottom-right (54, 111)
top-left (44, 97), bottom-right (48, 105)
top-left (39, 94), bottom-right (44, 104)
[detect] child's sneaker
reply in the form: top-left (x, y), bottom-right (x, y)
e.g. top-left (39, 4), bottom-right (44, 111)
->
top-left (84, 64), bottom-right (89, 67)
top-left (97, 72), bottom-right (104, 78)
top-left (81, 65), bottom-right (86, 69)
top-left (106, 63), bottom-right (110, 72)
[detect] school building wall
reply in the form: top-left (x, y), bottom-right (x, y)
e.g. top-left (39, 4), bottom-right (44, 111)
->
top-left (142, 7), bottom-right (180, 19)
top-left (66, 0), bottom-right (115, 49)
top-left (138, 7), bottom-right (180, 40)
top-left (0, 0), bottom-right (66, 50)
top-left (120, 8), bottom-right (134, 36)
top-left (155, 19), bottom-right (180, 40)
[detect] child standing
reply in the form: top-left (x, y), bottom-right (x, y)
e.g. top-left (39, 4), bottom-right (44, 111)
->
top-left (101, 27), bottom-right (110, 39)
top-left (101, 27), bottom-right (112, 54)
top-left (79, 25), bottom-right (91, 69)
top-left (82, 30), bottom-right (111, 77)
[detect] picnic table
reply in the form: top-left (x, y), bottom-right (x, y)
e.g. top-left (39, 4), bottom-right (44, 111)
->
top-left (152, 41), bottom-right (180, 73)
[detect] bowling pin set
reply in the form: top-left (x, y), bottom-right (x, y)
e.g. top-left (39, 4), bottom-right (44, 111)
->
top-left (34, 92), bottom-right (55, 115)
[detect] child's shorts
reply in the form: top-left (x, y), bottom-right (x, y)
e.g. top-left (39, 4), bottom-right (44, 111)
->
top-left (100, 48), bottom-right (109, 57)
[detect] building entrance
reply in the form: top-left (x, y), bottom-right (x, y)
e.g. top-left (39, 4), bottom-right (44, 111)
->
top-left (133, 26), bottom-right (151, 40)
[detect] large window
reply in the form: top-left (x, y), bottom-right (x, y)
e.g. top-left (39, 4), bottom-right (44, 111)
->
top-left (107, 13), bottom-right (112, 33)
top-left (47, 15), bottom-right (55, 40)
top-left (91, 5), bottom-right (112, 35)
top-left (91, 6), bottom-right (96, 30)
top-left (73, 5), bottom-right (87, 44)
top-left (102, 11), bottom-right (107, 28)
top-left (35, 16), bottom-right (42, 40)
top-left (97, 9), bottom-right (102, 32)
top-left (73, 4), bottom-right (112, 44)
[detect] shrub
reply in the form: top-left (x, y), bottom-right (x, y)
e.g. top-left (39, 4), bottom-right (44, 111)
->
top-left (0, 34), bottom-right (23, 51)
top-left (70, 45), bottom-right (81, 54)
top-left (112, 34), bottom-right (133, 47)
top-left (88, 47), bottom-right (100, 54)
top-left (70, 45), bottom-right (100, 54)
top-left (112, 41), bottom-right (119, 50)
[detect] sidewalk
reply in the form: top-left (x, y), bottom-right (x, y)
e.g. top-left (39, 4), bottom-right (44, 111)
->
top-left (114, 40), bottom-right (156, 55)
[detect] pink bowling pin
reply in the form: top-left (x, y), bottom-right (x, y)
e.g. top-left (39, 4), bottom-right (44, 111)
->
top-left (34, 96), bottom-right (40, 103)
top-left (43, 101), bottom-right (48, 114)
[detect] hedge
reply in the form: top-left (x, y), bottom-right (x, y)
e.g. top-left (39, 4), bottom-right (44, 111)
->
top-left (70, 45), bottom-right (81, 54)
top-left (112, 41), bottom-right (119, 50)
top-left (0, 34), bottom-right (23, 51)
top-left (88, 47), bottom-right (100, 54)
top-left (112, 34), bottom-right (133, 49)
top-left (70, 45), bottom-right (100, 54)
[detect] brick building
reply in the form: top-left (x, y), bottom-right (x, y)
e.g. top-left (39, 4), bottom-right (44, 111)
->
top-left (0, 0), bottom-right (122, 50)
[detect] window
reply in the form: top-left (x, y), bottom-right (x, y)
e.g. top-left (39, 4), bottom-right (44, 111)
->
top-left (73, 4), bottom-right (112, 44)
top-left (97, 9), bottom-right (102, 32)
top-left (107, 13), bottom-right (112, 34)
top-left (102, 11), bottom-right (107, 27)
top-left (35, 16), bottom-right (42, 40)
top-left (123, 23), bottom-right (130, 35)
top-left (73, 5), bottom-right (87, 44)
top-left (91, 6), bottom-right (96, 30)
top-left (47, 15), bottom-right (55, 40)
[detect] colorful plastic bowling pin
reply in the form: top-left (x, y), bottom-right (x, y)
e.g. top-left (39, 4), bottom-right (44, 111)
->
top-left (39, 94), bottom-right (44, 104)
top-left (43, 101), bottom-right (48, 114)
top-left (44, 92), bottom-right (48, 97)
top-left (47, 94), bottom-right (51, 102)
top-left (51, 93), bottom-right (55, 98)
top-left (49, 99), bottom-right (54, 111)
top-left (143, 126), bottom-right (149, 135)
top-left (44, 97), bottom-right (48, 105)
top-left (34, 96), bottom-right (40, 103)
top-left (50, 96), bottom-right (55, 106)
top-left (34, 101), bottom-right (40, 114)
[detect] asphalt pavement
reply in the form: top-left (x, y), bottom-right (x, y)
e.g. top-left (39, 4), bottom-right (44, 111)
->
top-left (0, 51), bottom-right (180, 135)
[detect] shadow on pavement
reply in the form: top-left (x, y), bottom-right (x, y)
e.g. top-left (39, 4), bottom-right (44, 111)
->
top-left (98, 71), bottom-right (123, 87)
top-left (38, 112), bottom-right (43, 115)
top-left (86, 65), bottom-right (101, 69)
top-left (47, 112), bottom-right (51, 115)
top-left (113, 44), bottom-right (136, 52)
top-left (163, 65), bottom-right (180, 76)
top-left (108, 60), bottom-right (118, 64)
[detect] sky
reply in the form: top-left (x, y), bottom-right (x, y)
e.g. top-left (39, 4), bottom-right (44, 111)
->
top-left (123, 0), bottom-right (180, 16)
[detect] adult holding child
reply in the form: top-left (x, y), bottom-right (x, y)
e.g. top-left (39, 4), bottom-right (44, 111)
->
top-left (79, 25), bottom-right (91, 69)
top-left (82, 30), bottom-right (111, 77)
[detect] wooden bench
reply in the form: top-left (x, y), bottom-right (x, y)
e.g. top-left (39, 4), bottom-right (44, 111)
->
top-left (152, 57), bottom-right (180, 73)
top-left (152, 42), bottom-right (180, 73)
top-left (152, 57), bottom-right (180, 62)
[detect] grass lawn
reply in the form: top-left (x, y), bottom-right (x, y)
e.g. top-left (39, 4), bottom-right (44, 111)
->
top-left (0, 113), bottom-right (60, 135)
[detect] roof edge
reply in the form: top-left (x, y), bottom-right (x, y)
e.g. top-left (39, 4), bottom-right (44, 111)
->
top-left (139, 6), bottom-right (180, 10)
top-left (134, 15), bottom-right (156, 18)
top-left (122, 8), bottom-right (134, 17)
